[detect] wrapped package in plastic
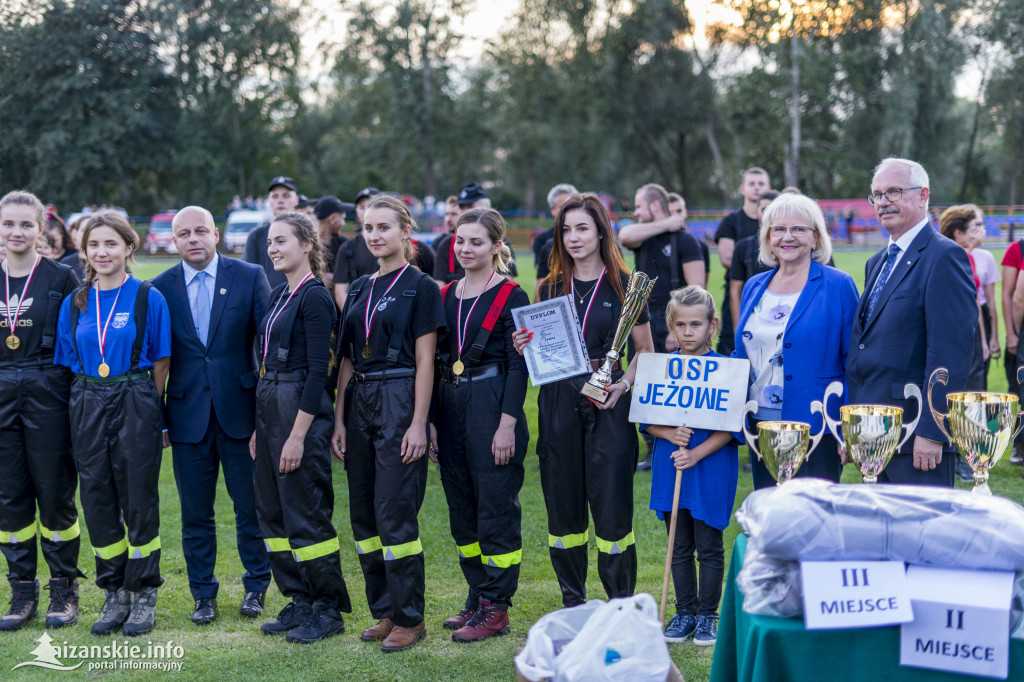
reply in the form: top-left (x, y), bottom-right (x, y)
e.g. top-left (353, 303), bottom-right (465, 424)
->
top-left (515, 594), bottom-right (671, 682)
top-left (733, 479), bottom-right (1024, 617)
top-left (736, 479), bottom-right (1024, 568)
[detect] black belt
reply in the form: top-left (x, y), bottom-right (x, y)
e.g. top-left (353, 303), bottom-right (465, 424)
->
top-left (75, 371), bottom-right (152, 384)
top-left (440, 362), bottom-right (505, 385)
top-left (352, 368), bottom-right (416, 384)
top-left (259, 369), bottom-right (307, 383)
top-left (0, 358), bottom-right (62, 372)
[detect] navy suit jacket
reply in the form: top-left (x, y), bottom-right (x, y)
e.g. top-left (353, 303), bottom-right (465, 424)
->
top-left (152, 256), bottom-right (271, 443)
top-left (733, 260), bottom-right (860, 433)
top-left (846, 226), bottom-right (976, 453)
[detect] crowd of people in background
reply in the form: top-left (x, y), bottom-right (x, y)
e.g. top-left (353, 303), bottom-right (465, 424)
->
top-left (0, 155), bottom-right (1010, 654)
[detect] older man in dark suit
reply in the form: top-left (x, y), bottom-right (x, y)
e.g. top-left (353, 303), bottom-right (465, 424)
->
top-left (846, 158), bottom-right (976, 486)
top-left (153, 206), bottom-right (272, 624)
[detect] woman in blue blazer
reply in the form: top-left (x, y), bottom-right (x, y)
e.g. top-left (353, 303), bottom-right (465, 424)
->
top-left (733, 192), bottom-right (859, 489)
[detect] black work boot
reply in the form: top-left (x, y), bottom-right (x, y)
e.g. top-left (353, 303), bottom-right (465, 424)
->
top-left (45, 577), bottom-right (79, 628)
top-left (123, 586), bottom-right (158, 637)
top-left (285, 606), bottom-right (345, 643)
top-left (0, 579), bottom-right (39, 631)
top-left (92, 587), bottom-right (131, 635)
top-left (260, 601), bottom-right (313, 635)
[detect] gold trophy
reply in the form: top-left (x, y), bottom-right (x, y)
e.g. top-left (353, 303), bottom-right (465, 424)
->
top-left (580, 270), bottom-right (656, 404)
top-left (740, 400), bottom-right (826, 484)
top-left (928, 367), bottom-right (1023, 494)
top-left (818, 381), bottom-right (921, 483)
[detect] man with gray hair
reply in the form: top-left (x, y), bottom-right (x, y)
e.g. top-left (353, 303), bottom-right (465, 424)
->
top-left (533, 183), bottom-right (579, 285)
top-left (846, 158), bottom-right (976, 486)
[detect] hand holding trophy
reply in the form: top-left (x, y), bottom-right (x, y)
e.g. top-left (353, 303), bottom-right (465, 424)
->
top-left (819, 381), bottom-right (921, 483)
top-left (580, 270), bottom-right (656, 404)
top-left (928, 367), bottom-right (1023, 494)
top-left (740, 400), bottom-right (827, 484)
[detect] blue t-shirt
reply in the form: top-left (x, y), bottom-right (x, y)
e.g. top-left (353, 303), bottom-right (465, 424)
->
top-left (55, 276), bottom-right (172, 377)
top-left (640, 349), bottom-right (741, 531)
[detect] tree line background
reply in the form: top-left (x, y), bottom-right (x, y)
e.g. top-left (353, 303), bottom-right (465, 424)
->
top-left (2, 0), bottom-right (1024, 216)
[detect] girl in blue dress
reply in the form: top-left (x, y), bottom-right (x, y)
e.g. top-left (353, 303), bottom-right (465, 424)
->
top-left (640, 285), bottom-right (739, 648)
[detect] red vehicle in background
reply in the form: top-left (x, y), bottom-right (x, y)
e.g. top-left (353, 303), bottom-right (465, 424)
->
top-left (146, 210), bottom-right (178, 255)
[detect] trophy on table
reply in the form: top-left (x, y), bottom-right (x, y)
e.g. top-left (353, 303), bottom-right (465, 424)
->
top-left (818, 381), bottom-right (922, 483)
top-left (580, 270), bottom-right (657, 404)
top-left (740, 400), bottom-right (826, 484)
top-left (928, 368), bottom-right (1023, 495)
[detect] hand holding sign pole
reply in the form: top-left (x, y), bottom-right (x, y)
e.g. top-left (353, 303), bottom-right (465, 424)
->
top-left (659, 456), bottom-right (685, 626)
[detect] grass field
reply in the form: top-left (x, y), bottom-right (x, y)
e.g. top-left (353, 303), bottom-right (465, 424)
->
top-left (2, 246), bottom-right (1022, 680)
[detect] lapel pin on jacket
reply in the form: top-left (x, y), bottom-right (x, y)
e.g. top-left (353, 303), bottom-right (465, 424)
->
top-left (220, 288), bottom-right (227, 295)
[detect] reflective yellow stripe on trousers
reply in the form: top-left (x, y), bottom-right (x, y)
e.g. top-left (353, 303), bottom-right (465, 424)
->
top-left (595, 531), bottom-right (634, 555)
top-left (457, 542), bottom-right (481, 559)
top-left (264, 537), bottom-right (291, 553)
top-left (355, 536), bottom-right (382, 555)
top-left (548, 528), bottom-right (589, 550)
top-left (38, 520), bottom-right (81, 543)
top-left (94, 537), bottom-right (128, 560)
top-left (383, 539), bottom-right (422, 560)
top-left (128, 537), bottom-right (161, 559)
top-left (1, 522), bottom-right (37, 544)
top-left (481, 549), bottom-right (522, 568)
top-left (293, 537), bottom-right (340, 562)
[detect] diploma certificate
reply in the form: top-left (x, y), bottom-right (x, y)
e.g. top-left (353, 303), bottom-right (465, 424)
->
top-left (511, 296), bottom-right (590, 386)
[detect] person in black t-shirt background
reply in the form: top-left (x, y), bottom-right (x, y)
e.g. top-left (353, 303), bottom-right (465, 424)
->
top-left (434, 183), bottom-right (517, 285)
top-left (243, 176), bottom-right (301, 291)
top-left (533, 183), bottom-right (578, 297)
top-left (0, 190), bottom-right (81, 632)
top-left (668, 192), bottom-right (711, 283)
top-left (333, 194), bottom-right (445, 653)
top-left (619, 183), bottom-right (705, 353)
top-left (314, 196), bottom-right (354, 290)
top-left (728, 190), bottom-right (779, 333)
top-left (513, 193), bottom-right (654, 608)
top-left (713, 167), bottom-right (770, 355)
top-left (435, 208), bottom-right (530, 642)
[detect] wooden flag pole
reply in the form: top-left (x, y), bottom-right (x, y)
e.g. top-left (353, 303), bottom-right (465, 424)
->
top-left (659, 450), bottom-right (685, 625)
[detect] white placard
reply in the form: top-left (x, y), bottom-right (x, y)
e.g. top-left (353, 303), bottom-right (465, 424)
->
top-left (900, 565), bottom-right (1014, 679)
top-left (800, 560), bottom-right (913, 630)
top-left (628, 353), bottom-right (750, 431)
top-left (511, 296), bottom-right (591, 386)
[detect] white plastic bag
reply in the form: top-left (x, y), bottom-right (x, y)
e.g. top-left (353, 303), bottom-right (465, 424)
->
top-left (515, 594), bottom-right (672, 682)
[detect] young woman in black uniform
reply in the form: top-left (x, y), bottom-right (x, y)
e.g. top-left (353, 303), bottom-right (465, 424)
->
top-left (332, 194), bottom-right (445, 653)
top-left (251, 211), bottom-right (351, 644)
top-left (0, 191), bottom-right (81, 632)
top-left (513, 193), bottom-right (654, 607)
top-left (54, 211), bottom-right (172, 637)
top-left (435, 208), bottom-right (529, 642)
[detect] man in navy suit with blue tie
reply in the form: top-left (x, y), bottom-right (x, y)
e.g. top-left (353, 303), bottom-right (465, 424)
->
top-left (153, 206), bottom-right (272, 624)
top-left (846, 158), bottom-right (976, 486)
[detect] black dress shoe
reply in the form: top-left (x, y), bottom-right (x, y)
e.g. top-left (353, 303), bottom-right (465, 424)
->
top-left (191, 598), bottom-right (217, 625)
top-left (240, 591), bottom-right (266, 618)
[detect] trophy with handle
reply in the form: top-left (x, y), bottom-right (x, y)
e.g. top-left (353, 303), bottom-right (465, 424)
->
top-left (818, 381), bottom-right (921, 483)
top-left (740, 400), bottom-right (826, 484)
top-left (928, 368), bottom-right (1023, 494)
top-left (580, 270), bottom-right (657, 404)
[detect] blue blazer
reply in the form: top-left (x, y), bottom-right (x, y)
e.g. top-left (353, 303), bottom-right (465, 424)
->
top-left (846, 226), bottom-right (976, 453)
top-left (152, 256), bottom-right (271, 443)
top-left (733, 260), bottom-right (859, 432)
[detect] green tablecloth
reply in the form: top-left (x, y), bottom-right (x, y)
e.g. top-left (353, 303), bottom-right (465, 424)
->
top-left (710, 534), bottom-right (1024, 681)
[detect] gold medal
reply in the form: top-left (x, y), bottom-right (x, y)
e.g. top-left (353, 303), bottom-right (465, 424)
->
top-left (452, 358), bottom-right (465, 376)
top-left (362, 344), bottom-right (372, 360)
top-left (259, 364), bottom-right (266, 379)
top-left (5, 335), bottom-right (19, 350)
top-left (98, 362), bottom-right (110, 378)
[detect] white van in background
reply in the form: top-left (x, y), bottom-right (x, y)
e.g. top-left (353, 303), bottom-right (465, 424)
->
top-left (224, 210), bottom-right (271, 253)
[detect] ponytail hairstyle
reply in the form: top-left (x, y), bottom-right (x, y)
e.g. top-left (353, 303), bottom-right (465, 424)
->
top-left (544, 193), bottom-right (629, 302)
top-left (365, 194), bottom-right (417, 264)
top-left (272, 211), bottom-right (328, 282)
top-left (666, 285), bottom-right (719, 350)
top-left (0, 190), bottom-right (46, 226)
top-left (75, 211), bottom-right (139, 312)
top-left (456, 207), bottom-right (514, 274)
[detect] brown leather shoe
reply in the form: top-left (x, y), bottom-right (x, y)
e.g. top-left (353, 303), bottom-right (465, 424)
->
top-left (381, 621), bottom-right (426, 652)
top-left (443, 607), bottom-right (476, 630)
top-left (360, 618), bottom-right (395, 642)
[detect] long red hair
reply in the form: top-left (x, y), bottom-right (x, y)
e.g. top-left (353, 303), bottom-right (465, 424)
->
top-left (542, 193), bottom-right (629, 302)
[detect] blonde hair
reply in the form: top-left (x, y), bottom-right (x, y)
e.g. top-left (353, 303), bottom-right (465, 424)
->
top-left (0, 190), bottom-right (45, 225)
top-left (757, 193), bottom-right (833, 267)
top-left (666, 285), bottom-right (719, 349)
top-left (456, 208), bottom-right (513, 273)
top-left (365, 194), bottom-right (416, 263)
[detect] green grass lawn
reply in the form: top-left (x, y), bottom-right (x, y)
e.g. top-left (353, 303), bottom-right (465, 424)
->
top-left (2, 247), bottom-right (1022, 680)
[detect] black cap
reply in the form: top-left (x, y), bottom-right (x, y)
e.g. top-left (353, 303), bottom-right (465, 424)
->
top-left (296, 196), bottom-right (318, 209)
top-left (314, 196), bottom-right (356, 220)
top-left (267, 176), bottom-right (298, 193)
top-left (355, 187), bottom-right (380, 203)
top-left (457, 182), bottom-right (487, 206)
